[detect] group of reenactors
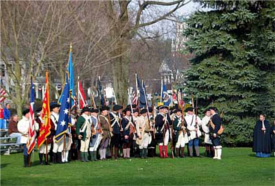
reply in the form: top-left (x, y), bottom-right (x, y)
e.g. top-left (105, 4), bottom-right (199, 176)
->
top-left (18, 102), bottom-right (223, 167)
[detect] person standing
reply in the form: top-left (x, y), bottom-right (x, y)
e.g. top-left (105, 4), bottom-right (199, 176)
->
top-left (209, 107), bottom-right (222, 160)
top-left (252, 114), bottom-right (271, 158)
top-left (76, 107), bottom-right (92, 162)
top-left (136, 108), bottom-right (151, 158)
top-left (271, 120), bottom-right (275, 157)
top-left (8, 113), bottom-right (22, 146)
top-left (98, 106), bottom-right (111, 160)
top-left (131, 109), bottom-right (139, 157)
top-left (109, 105), bottom-right (123, 159)
top-left (17, 109), bottom-right (31, 167)
top-left (173, 109), bottom-right (188, 158)
top-left (148, 107), bottom-right (157, 157)
top-left (50, 102), bottom-right (61, 163)
top-left (155, 106), bottom-right (170, 158)
top-left (89, 108), bottom-right (102, 161)
top-left (3, 103), bottom-right (11, 129)
top-left (0, 104), bottom-right (4, 129)
top-left (121, 108), bottom-right (132, 159)
top-left (185, 107), bottom-right (202, 157)
top-left (201, 108), bottom-right (214, 157)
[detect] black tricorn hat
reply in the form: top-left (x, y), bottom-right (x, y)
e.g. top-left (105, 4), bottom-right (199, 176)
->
top-left (123, 107), bottom-right (131, 113)
top-left (208, 107), bottom-right (218, 112)
top-left (185, 107), bottom-right (193, 112)
top-left (100, 106), bottom-right (110, 112)
top-left (50, 102), bottom-right (60, 110)
top-left (36, 106), bottom-right (42, 113)
top-left (90, 108), bottom-right (99, 113)
top-left (81, 107), bottom-right (91, 114)
top-left (22, 108), bottom-right (30, 116)
top-left (175, 109), bottom-right (182, 113)
top-left (148, 107), bottom-right (153, 113)
top-left (140, 108), bottom-right (147, 115)
top-left (133, 109), bottom-right (139, 113)
top-left (113, 105), bottom-right (123, 111)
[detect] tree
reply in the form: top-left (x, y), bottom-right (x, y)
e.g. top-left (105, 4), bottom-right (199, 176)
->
top-left (104, 0), bottom-right (190, 105)
top-left (183, 0), bottom-right (275, 146)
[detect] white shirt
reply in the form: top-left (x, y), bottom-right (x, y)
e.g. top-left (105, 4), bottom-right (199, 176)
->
top-left (202, 115), bottom-right (211, 134)
top-left (50, 112), bottom-right (59, 130)
top-left (17, 116), bottom-right (30, 144)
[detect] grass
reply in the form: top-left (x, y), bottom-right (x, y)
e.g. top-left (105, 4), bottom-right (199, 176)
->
top-left (1, 147), bottom-right (274, 186)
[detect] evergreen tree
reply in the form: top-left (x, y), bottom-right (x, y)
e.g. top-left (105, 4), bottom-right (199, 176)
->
top-left (182, 0), bottom-right (275, 146)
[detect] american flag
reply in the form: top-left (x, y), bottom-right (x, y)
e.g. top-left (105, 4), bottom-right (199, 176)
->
top-left (0, 88), bottom-right (6, 102)
top-left (78, 80), bottom-right (87, 109)
top-left (132, 90), bottom-right (138, 105)
top-left (27, 77), bottom-right (35, 154)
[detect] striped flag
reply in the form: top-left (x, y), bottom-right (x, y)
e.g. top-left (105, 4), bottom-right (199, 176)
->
top-left (132, 89), bottom-right (138, 105)
top-left (27, 77), bottom-right (35, 154)
top-left (78, 80), bottom-right (87, 109)
top-left (0, 88), bottom-right (6, 102)
top-left (37, 72), bottom-right (51, 148)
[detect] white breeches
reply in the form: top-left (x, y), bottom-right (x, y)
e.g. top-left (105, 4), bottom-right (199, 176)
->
top-left (204, 133), bottom-right (212, 145)
top-left (39, 143), bottom-right (51, 154)
top-left (159, 130), bottom-right (169, 146)
top-left (80, 138), bottom-right (90, 152)
top-left (89, 135), bottom-right (102, 151)
top-left (139, 133), bottom-right (151, 149)
top-left (175, 133), bottom-right (188, 148)
top-left (53, 140), bottom-right (64, 153)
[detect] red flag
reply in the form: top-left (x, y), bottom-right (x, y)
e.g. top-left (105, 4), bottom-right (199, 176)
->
top-left (37, 72), bottom-right (51, 148)
top-left (78, 80), bottom-right (87, 109)
top-left (132, 91), bottom-right (138, 105)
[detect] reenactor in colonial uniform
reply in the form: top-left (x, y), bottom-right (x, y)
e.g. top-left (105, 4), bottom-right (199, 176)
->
top-left (89, 108), bottom-right (102, 161)
top-left (50, 102), bottom-right (61, 163)
top-left (173, 109), bottom-right (188, 158)
top-left (18, 109), bottom-right (31, 167)
top-left (76, 107), bottom-right (92, 162)
top-left (62, 115), bottom-right (76, 163)
top-left (201, 108), bottom-right (214, 157)
top-left (109, 105), bottom-right (123, 159)
top-left (131, 109), bottom-right (139, 157)
top-left (98, 106), bottom-right (112, 160)
top-left (155, 106), bottom-right (171, 158)
top-left (36, 107), bottom-right (54, 165)
top-left (148, 107), bottom-right (157, 157)
top-left (136, 108), bottom-right (152, 158)
top-left (209, 107), bottom-right (222, 160)
top-left (121, 108), bottom-right (133, 158)
top-left (185, 107), bottom-right (202, 157)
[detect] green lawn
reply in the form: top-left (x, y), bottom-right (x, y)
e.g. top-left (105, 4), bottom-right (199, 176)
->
top-left (1, 148), bottom-right (274, 185)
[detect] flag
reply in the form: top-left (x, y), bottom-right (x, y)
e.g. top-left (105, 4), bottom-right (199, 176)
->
top-left (97, 77), bottom-right (105, 106)
top-left (0, 88), bottom-right (6, 102)
top-left (55, 73), bottom-right (70, 142)
top-left (136, 74), bottom-right (146, 108)
top-left (59, 45), bottom-right (75, 109)
top-left (37, 72), bottom-right (51, 148)
top-left (132, 88), bottom-right (138, 105)
top-left (27, 77), bottom-right (35, 154)
top-left (78, 80), bottom-right (87, 109)
top-left (162, 83), bottom-right (171, 106)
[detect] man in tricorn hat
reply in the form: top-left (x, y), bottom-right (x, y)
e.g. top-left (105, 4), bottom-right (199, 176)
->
top-left (209, 107), bottom-right (222, 160)
top-left (89, 108), bottom-right (102, 161)
top-left (76, 107), bottom-right (92, 162)
top-left (50, 102), bottom-right (61, 163)
top-left (185, 107), bottom-right (202, 157)
top-left (109, 104), bottom-right (123, 159)
top-left (98, 106), bottom-right (111, 160)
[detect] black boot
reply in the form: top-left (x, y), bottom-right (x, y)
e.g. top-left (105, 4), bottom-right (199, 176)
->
top-left (44, 154), bottom-right (50, 165)
top-left (39, 153), bottom-right (44, 165)
top-left (23, 155), bottom-right (28, 167)
top-left (144, 148), bottom-right (148, 158)
top-left (180, 147), bottom-right (185, 158)
top-left (175, 148), bottom-right (180, 158)
top-left (52, 153), bottom-right (57, 164)
top-left (57, 152), bottom-right (62, 163)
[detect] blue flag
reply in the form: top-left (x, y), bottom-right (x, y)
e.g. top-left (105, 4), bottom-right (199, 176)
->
top-left (136, 74), bottom-right (146, 108)
top-left (59, 46), bottom-right (75, 109)
top-left (55, 73), bottom-right (70, 142)
top-left (97, 77), bottom-right (105, 106)
top-left (162, 84), bottom-right (171, 106)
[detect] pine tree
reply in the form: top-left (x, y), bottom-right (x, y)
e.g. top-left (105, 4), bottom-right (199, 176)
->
top-left (182, 1), bottom-right (275, 146)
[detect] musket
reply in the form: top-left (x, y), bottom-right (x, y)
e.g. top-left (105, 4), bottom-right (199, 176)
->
top-left (151, 94), bottom-right (156, 139)
top-left (195, 96), bottom-right (199, 138)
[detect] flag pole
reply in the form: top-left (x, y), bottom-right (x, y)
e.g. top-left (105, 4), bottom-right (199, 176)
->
top-left (78, 76), bottom-right (80, 110)
top-left (160, 79), bottom-right (163, 103)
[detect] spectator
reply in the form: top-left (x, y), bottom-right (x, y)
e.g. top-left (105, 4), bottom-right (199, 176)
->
top-left (0, 104), bottom-right (4, 129)
top-left (3, 103), bottom-right (11, 128)
top-left (8, 113), bottom-right (22, 146)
